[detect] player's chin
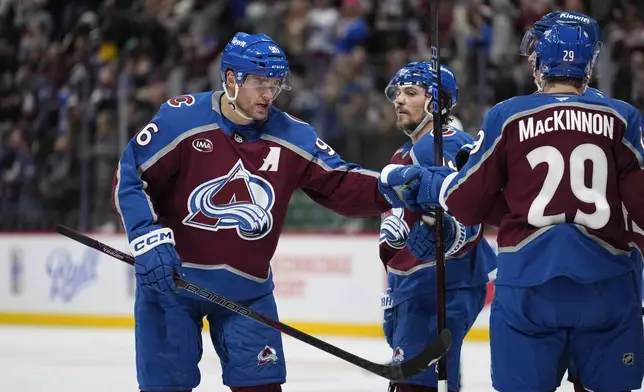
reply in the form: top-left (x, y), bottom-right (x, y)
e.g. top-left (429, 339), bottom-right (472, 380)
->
top-left (396, 119), bottom-right (417, 132)
top-left (252, 105), bottom-right (271, 120)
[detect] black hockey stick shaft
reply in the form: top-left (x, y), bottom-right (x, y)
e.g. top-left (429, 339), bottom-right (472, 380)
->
top-left (429, 0), bottom-right (448, 389)
top-left (55, 224), bottom-right (451, 381)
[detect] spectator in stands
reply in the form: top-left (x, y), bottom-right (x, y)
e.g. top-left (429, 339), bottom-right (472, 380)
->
top-left (0, 0), bottom-right (642, 232)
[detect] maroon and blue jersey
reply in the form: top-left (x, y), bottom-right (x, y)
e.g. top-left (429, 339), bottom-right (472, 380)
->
top-left (379, 127), bottom-right (497, 307)
top-left (441, 93), bottom-right (644, 286)
top-left (113, 91), bottom-right (390, 301)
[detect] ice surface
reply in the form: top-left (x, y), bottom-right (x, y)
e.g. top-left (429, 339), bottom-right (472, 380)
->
top-left (0, 326), bottom-right (622, 391)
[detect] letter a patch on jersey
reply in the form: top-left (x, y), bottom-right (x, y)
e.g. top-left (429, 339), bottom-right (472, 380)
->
top-left (259, 147), bottom-right (281, 172)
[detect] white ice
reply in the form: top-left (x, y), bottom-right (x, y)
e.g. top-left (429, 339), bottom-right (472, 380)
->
top-left (0, 326), bottom-right (602, 391)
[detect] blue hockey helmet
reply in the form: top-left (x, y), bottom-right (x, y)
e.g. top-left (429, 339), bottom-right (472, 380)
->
top-left (384, 62), bottom-right (459, 108)
top-left (534, 24), bottom-right (595, 80)
top-left (220, 32), bottom-right (291, 97)
top-left (520, 11), bottom-right (602, 57)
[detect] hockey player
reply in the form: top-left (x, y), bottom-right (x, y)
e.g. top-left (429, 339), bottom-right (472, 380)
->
top-left (378, 62), bottom-right (497, 392)
top-left (112, 32), bottom-right (395, 392)
top-left (520, 11), bottom-right (644, 390)
top-left (523, 11), bottom-right (644, 249)
top-left (387, 25), bottom-right (644, 391)
top-left (457, 11), bottom-right (608, 231)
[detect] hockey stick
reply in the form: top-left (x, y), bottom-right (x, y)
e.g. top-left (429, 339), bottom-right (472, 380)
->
top-left (55, 224), bottom-right (451, 381)
top-left (428, 1), bottom-right (449, 391)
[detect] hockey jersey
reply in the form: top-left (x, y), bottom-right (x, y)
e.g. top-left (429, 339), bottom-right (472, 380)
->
top-left (481, 87), bottom-right (608, 227)
top-left (586, 88), bottom-right (644, 299)
top-left (441, 93), bottom-right (644, 287)
top-left (586, 88), bottom-right (644, 261)
top-left (113, 91), bottom-right (391, 301)
top-left (379, 128), bottom-right (497, 307)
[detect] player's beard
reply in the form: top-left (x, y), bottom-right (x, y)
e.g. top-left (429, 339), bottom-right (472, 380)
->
top-left (396, 113), bottom-right (423, 136)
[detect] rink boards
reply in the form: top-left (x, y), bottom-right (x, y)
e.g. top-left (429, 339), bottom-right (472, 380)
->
top-left (0, 233), bottom-right (496, 341)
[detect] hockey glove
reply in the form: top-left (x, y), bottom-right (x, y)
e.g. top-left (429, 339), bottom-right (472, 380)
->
top-left (416, 166), bottom-right (456, 211)
top-left (406, 214), bottom-right (467, 261)
top-left (378, 164), bottom-right (424, 211)
top-left (130, 227), bottom-right (183, 294)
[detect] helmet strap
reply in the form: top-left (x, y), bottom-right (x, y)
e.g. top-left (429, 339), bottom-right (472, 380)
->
top-left (405, 98), bottom-right (434, 139)
top-left (222, 82), bottom-right (255, 121)
top-left (534, 73), bottom-right (544, 91)
top-left (533, 56), bottom-right (544, 92)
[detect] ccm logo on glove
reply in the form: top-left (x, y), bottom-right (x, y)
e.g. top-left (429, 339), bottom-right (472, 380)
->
top-left (130, 228), bottom-right (176, 256)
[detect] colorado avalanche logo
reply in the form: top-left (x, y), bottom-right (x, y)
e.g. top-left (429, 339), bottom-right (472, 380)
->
top-left (167, 94), bottom-right (195, 108)
top-left (379, 208), bottom-right (410, 249)
top-left (392, 347), bottom-right (405, 364)
top-left (183, 160), bottom-right (275, 240)
top-left (257, 345), bottom-right (279, 365)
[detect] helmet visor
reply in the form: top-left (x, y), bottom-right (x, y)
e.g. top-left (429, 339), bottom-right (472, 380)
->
top-left (238, 72), bottom-right (292, 99)
top-left (384, 82), bottom-right (426, 102)
top-left (519, 30), bottom-right (540, 56)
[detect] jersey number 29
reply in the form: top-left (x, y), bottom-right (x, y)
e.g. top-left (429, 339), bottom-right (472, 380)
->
top-left (527, 143), bottom-right (609, 229)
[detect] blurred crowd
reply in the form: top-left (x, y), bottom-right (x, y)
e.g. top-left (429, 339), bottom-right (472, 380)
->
top-left (0, 0), bottom-right (643, 231)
